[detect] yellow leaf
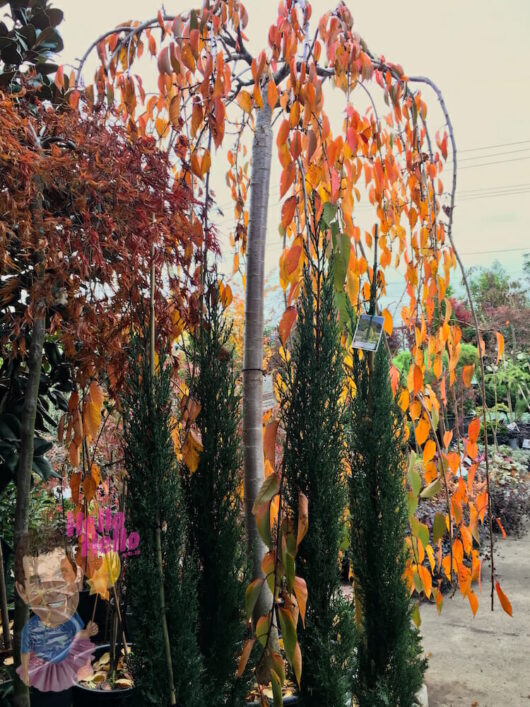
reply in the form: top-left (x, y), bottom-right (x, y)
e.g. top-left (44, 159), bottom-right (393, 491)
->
top-left (398, 389), bottom-right (409, 412)
top-left (103, 551), bottom-right (121, 588)
top-left (423, 439), bottom-right (436, 464)
top-left (183, 427), bottom-right (203, 473)
top-left (382, 309), bottom-right (393, 335)
top-left (237, 89), bottom-right (253, 114)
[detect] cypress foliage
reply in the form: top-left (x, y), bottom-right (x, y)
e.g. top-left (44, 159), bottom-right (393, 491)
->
top-left (347, 343), bottom-right (426, 707)
top-left (122, 332), bottom-right (203, 707)
top-left (281, 258), bottom-right (355, 707)
top-left (182, 281), bottom-right (248, 706)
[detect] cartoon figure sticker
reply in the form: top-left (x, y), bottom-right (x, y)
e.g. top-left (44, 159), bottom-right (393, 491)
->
top-left (15, 528), bottom-right (97, 693)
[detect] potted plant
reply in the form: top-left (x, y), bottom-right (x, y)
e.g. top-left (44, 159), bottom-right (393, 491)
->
top-left (72, 551), bottom-right (136, 706)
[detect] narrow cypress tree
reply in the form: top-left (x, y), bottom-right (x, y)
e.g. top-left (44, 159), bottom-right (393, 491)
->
top-left (347, 343), bottom-right (426, 707)
top-left (182, 280), bottom-right (248, 706)
top-left (123, 332), bottom-right (203, 707)
top-left (281, 255), bottom-right (355, 707)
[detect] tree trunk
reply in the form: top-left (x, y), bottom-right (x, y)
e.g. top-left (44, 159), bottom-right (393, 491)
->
top-left (13, 312), bottom-right (46, 707)
top-left (243, 103), bottom-right (273, 623)
top-left (0, 541), bottom-right (11, 650)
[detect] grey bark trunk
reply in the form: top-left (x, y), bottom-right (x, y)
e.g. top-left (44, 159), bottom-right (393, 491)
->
top-left (13, 312), bottom-right (46, 707)
top-left (243, 104), bottom-right (273, 624)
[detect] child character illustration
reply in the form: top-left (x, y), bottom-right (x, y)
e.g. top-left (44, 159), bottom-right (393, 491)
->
top-left (15, 527), bottom-right (97, 702)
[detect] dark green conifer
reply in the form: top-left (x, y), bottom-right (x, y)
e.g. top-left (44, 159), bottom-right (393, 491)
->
top-left (182, 279), bottom-right (248, 706)
top-left (347, 342), bottom-right (426, 707)
top-left (281, 241), bottom-right (355, 706)
top-left (122, 332), bottom-right (203, 707)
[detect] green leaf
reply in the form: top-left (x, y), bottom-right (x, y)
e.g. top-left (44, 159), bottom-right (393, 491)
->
top-left (432, 512), bottom-right (447, 544)
top-left (411, 602), bottom-right (421, 628)
top-left (245, 578), bottom-right (264, 619)
top-left (270, 669), bottom-right (283, 707)
top-left (33, 437), bottom-right (53, 456)
top-left (420, 478), bottom-right (441, 499)
top-left (410, 517), bottom-right (429, 548)
top-left (255, 501), bottom-right (272, 548)
top-left (256, 613), bottom-right (270, 647)
top-left (271, 652), bottom-right (286, 684)
top-left (32, 455), bottom-right (58, 481)
top-left (0, 413), bottom-right (21, 441)
top-left (408, 467), bottom-right (421, 496)
top-left (406, 491), bottom-right (418, 517)
top-left (252, 473), bottom-right (280, 513)
top-left (333, 232), bottom-right (350, 291)
top-left (321, 201), bottom-right (337, 227)
top-left (278, 608), bottom-right (297, 667)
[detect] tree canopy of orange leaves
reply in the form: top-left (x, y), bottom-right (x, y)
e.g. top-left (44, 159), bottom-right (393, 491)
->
top-left (68, 0), bottom-right (512, 697)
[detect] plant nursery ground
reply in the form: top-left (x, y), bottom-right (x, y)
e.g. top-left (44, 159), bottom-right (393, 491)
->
top-left (421, 524), bottom-right (530, 707)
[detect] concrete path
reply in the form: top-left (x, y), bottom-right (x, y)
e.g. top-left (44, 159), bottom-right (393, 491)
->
top-left (420, 526), bottom-right (530, 707)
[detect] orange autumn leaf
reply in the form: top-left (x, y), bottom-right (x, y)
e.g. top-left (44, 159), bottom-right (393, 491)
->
top-left (281, 195), bottom-right (297, 230)
top-left (496, 581), bottom-right (513, 616)
top-left (267, 79), bottom-right (278, 110)
top-left (413, 364), bottom-right (423, 395)
top-left (280, 161), bottom-right (296, 198)
top-left (237, 638), bottom-right (255, 678)
top-left (382, 309), bottom-right (393, 335)
top-left (279, 306), bottom-right (297, 345)
top-left (468, 590), bottom-right (478, 617)
top-left (70, 472), bottom-right (81, 504)
top-left (82, 475), bottom-right (97, 504)
top-left (296, 491), bottom-right (308, 548)
top-left (264, 419), bottom-right (279, 468)
top-left (293, 576), bottom-right (308, 627)
top-left (468, 417), bottom-right (481, 444)
top-left (83, 400), bottom-right (101, 441)
top-left (496, 331), bottom-right (504, 363)
top-left (415, 417), bottom-right (429, 446)
top-left (462, 364), bottom-right (475, 388)
top-left (418, 564), bottom-right (432, 598)
top-left (89, 381), bottom-right (105, 407)
top-left (69, 441), bottom-right (80, 467)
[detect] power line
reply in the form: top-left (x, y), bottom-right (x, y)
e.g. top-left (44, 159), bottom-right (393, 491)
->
top-left (459, 155), bottom-right (530, 170)
top-left (459, 139), bottom-right (530, 153)
top-left (459, 147), bottom-right (530, 162)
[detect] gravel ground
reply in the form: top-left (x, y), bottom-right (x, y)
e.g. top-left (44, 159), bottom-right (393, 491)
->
top-left (420, 524), bottom-right (530, 707)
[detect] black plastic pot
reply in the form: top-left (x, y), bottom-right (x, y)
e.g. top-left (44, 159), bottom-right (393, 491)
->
top-left (71, 644), bottom-right (135, 707)
top-left (248, 696), bottom-right (299, 705)
top-left (30, 686), bottom-right (72, 707)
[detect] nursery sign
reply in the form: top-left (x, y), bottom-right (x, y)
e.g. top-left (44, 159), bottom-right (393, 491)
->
top-left (352, 314), bottom-right (385, 352)
top-left (66, 510), bottom-right (140, 558)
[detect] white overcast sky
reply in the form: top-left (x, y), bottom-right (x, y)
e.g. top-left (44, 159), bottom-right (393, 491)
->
top-left (57, 0), bottom-right (530, 306)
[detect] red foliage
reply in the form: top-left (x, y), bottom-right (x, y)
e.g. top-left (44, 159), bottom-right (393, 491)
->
top-left (0, 89), bottom-right (206, 390)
